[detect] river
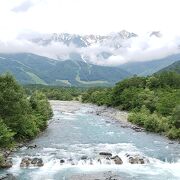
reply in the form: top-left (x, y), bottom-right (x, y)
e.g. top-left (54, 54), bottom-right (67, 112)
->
top-left (1, 101), bottom-right (180, 180)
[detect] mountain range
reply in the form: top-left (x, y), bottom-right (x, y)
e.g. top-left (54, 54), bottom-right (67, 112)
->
top-left (119, 54), bottom-right (180, 76)
top-left (0, 30), bottom-right (180, 86)
top-left (28, 30), bottom-right (138, 48)
top-left (0, 52), bottom-right (179, 86)
top-left (0, 53), bottom-right (130, 86)
top-left (22, 30), bottom-right (165, 64)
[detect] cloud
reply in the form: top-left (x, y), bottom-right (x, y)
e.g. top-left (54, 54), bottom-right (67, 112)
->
top-left (1, 0), bottom-right (180, 40)
top-left (0, 32), bottom-right (180, 66)
top-left (12, 0), bottom-right (34, 13)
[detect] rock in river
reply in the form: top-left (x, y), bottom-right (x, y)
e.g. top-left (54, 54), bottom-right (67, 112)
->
top-left (0, 158), bottom-right (13, 169)
top-left (31, 158), bottom-right (44, 167)
top-left (60, 159), bottom-right (65, 164)
top-left (111, 155), bottom-right (123, 165)
top-left (20, 157), bottom-right (43, 167)
top-left (99, 152), bottom-right (112, 157)
top-left (81, 155), bottom-right (88, 160)
top-left (126, 154), bottom-right (149, 164)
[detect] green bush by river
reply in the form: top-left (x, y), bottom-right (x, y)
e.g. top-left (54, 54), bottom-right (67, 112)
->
top-left (81, 72), bottom-right (180, 139)
top-left (0, 74), bottom-right (52, 150)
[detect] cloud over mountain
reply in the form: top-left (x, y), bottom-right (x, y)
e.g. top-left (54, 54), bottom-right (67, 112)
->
top-left (0, 31), bottom-right (180, 66)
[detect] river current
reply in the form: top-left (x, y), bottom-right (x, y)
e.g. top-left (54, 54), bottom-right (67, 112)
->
top-left (1, 101), bottom-right (180, 180)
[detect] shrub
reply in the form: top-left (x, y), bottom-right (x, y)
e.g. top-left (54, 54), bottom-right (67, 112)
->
top-left (0, 119), bottom-right (15, 148)
top-left (167, 127), bottom-right (180, 139)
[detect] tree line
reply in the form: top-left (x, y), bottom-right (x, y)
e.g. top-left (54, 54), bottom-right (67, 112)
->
top-left (81, 72), bottom-right (180, 139)
top-left (25, 85), bottom-right (86, 101)
top-left (0, 74), bottom-right (52, 150)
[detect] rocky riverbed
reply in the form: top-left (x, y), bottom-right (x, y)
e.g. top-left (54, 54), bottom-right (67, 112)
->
top-left (88, 104), bottom-right (145, 132)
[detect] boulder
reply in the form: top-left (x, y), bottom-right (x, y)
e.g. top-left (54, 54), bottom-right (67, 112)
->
top-left (0, 158), bottom-right (13, 169)
top-left (20, 157), bottom-right (31, 167)
top-left (31, 158), bottom-right (43, 167)
top-left (111, 155), bottom-right (123, 165)
top-left (20, 157), bottom-right (43, 167)
top-left (126, 154), bottom-right (149, 164)
top-left (99, 152), bottom-right (112, 157)
top-left (81, 155), bottom-right (88, 160)
top-left (60, 159), bottom-right (65, 164)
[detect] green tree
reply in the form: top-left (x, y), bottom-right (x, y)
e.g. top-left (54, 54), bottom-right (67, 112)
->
top-left (30, 91), bottom-right (53, 130)
top-left (172, 105), bottom-right (180, 128)
top-left (0, 74), bottom-right (38, 139)
top-left (0, 119), bottom-right (15, 148)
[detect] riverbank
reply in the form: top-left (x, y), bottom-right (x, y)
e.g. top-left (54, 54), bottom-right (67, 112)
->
top-left (84, 102), bottom-right (180, 140)
top-left (88, 104), bottom-right (145, 133)
top-left (1, 100), bottom-right (180, 180)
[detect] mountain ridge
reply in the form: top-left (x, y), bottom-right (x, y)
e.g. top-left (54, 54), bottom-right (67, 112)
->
top-left (157, 60), bottom-right (180, 74)
top-left (0, 53), bottom-right (131, 86)
top-left (119, 54), bottom-right (180, 76)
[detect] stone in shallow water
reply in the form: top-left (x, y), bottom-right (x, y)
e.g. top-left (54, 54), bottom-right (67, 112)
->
top-left (0, 158), bottom-right (13, 169)
top-left (81, 155), bottom-right (88, 160)
top-left (99, 152), bottom-right (112, 157)
top-left (31, 158), bottom-right (43, 167)
top-left (111, 155), bottom-right (123, 165)
top-left (125, 154), bottom-right (149, 164)
top-left (20, 157), bottom-right (43, 167)
top-left (20, 157), bottom-right (31, 167)
top-left (60, 159), bottom-right (65, 164)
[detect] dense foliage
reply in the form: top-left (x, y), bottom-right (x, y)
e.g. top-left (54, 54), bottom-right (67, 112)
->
top-left (0, 74), bottom-right (52, 149)
top-left (25, 85), bottom-right (86, 101)
top-left (82, 72), bottom-right (180, 139)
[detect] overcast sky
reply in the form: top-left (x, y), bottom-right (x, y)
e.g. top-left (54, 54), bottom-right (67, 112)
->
top-left (0, 0), bottom-right (180, 65)
top-left (1, 0), bottom-right (180, 40)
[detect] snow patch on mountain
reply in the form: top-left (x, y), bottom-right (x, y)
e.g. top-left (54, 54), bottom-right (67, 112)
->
top-left (1, 30), bottom-right (180, 66)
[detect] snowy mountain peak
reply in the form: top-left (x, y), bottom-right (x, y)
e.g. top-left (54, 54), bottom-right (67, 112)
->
top-left (149, 31), bottom-right (162, 38)
top-left (117, 30), bottom-right (137, 39)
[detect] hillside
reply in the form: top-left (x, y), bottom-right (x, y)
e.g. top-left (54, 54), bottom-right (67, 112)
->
top-left (157, 60), bottom-right (180, 74)
top-left (0, 53), bottom-right (130, 86)
top-left (119, 54), bottom-right (180, 76)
